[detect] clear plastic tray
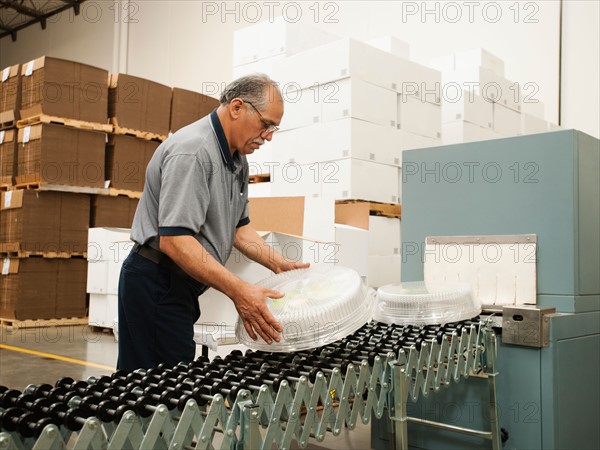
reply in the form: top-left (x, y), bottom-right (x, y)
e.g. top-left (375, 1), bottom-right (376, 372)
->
top-left (374, 281), bottom-right (480, 326)
top-left (236, 266), bottom-right (374, 352)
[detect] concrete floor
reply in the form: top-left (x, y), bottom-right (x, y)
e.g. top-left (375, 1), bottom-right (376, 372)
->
top-left (0, 324), bottom-right (375, 449)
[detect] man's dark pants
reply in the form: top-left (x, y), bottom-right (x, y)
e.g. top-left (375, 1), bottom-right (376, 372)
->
top-left (117, 252), bottom-right (205, 372)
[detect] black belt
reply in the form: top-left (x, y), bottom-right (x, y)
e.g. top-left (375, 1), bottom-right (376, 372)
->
top-left (131, 243), bottom-right (188, 277)
top-left (131, 243), bottom-right (208, 294)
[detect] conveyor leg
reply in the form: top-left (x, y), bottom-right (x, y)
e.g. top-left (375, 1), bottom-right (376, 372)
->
top-left (390, 363), bottom-right (409, 450)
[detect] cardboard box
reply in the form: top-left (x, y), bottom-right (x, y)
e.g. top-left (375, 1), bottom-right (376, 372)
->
top-left (109, 74), bottom-right (171, 136)
top-left (170, 88), bottom-right (219, 133)
top-left (521, 113), bottom-right (548, 135)
top-left (91, 195), bottom-right (139, 228)
top-left (454, 48), bottom-right (505, 77)
top-left (16, 123), bottom-right (105, 188)
top-left (441, 90), bottom-right (493, 128)
top-left (321, 78), bottom-right (397, 128)
top-left (521, 99), bottom-right (545, 119)
top-left (106, 134), bottom-right (159, 192)
top-left (0, 129), bottom-right (17, 185)
top-left (233, 17), bottom-right (338, 66)
top-left (0, 64), bottom-right (21, 125)
top-left (321, 158), bottom-right (400, 204)
top-left (0, 190), bottom-right (90, 254)
top-left (368, 255), bottom-right (401, 288)
top-left (270, 119), bottom-right (398, 166)
top-left (397, 95), bottom-right (442, 139)
top-left (248, 196), bottom-right (335, 242)
top-left (20, 57), bottom-right (108, 124)
top-left (335, 201), bottom-right (401, 256)
top-left (390, 58), bottom-right (441, 103)
top-left (493, 103), bottom-right (521, 136)
top-left (442, 120), bottom-right (501, 145)
top-left (0, 257), bottom-right (87, 320)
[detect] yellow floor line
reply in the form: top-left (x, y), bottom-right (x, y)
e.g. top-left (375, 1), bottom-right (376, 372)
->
top-left (0, 344), bottom-right (115, 371)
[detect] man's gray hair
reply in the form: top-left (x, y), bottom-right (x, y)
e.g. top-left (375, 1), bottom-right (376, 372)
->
top-left (220, 74), bottom-right (281, 111)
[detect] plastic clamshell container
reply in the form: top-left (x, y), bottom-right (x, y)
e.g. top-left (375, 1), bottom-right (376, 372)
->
top-left (236, 266), bottom-right (374, 352)
top-left (374, 281), bottom-right (481, 326)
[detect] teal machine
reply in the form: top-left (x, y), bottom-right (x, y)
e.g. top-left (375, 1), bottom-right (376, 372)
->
top-left (372, 130), bottom-right (600, 449)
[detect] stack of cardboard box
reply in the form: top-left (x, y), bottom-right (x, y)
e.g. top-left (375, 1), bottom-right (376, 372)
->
top-left (0, 64), bottom-right (20, 188)
top-left (0, 190), bottom-right (89, 320)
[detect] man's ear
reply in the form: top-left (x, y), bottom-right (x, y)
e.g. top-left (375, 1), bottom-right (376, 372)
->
top-left (229, 98), bottom-right (244, 120)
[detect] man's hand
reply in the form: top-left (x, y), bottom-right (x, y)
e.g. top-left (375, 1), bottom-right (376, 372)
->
top-left (274, 260), bottom-right (310, 274)
top-left (232, 283), bottom-right (285, 344)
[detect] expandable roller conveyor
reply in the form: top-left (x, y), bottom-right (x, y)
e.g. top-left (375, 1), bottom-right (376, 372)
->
top-left (0, 319), bottom-right (501, 450)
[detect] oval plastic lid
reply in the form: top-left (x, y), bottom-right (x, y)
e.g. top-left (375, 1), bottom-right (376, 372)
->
top-left (374, 281), bottom-right (481, 326)
top-left (236, 266), bottom-right (374, 352)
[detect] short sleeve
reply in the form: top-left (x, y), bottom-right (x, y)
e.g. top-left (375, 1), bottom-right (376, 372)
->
top-left (158, 154), bottom-right (209, 235)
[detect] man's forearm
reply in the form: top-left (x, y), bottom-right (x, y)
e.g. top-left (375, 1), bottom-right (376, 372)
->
top-left (159, 235), bottom-right (244, 299)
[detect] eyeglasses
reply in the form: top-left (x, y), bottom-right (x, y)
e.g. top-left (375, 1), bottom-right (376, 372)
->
top-left (243, 99), bottom-right (279, 135)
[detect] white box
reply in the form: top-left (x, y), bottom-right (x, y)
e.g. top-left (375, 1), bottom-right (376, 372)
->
top-left (368, 255), bottom-right (401, 288)
top-left (89, 293), bottom-right (118, 329)
top-left (321, 158), bottom-right (400, 204)
top-left (391, 59), bottom-right (442, 103)
top-left (442, 66), bottom-right (500, 100)
top-left (397, 95), bottom-right (442, 139)
top-left (270, 118), bottom-right (397, 166)
top-left (196, 231), bottom-right (336, 327)
top-left (389, 130), bottom-right (442, 166)
top-left (248, 181), bottom-right (272, 198)
top-left (279, 85), bottom-right (321, 131)
top-left (273, 38), bottom-right (399, 91)
top-left (335, 224), bottom-right (369, 279)
top-left (369, 216), bottom-right (401, 256)
top-left (521, 113), bottom-right (548, 135)
top-left (321, 78), bottom-right (397, 127)
top-left (232, 55), bottom-right (285, 78)
top-left (367, 36), bottom-right (410, 59)
top-left (521, 99), bottom-right (545, 119)
top-left (493, 103), bottom-right (521, 136)
top-left (442, 90), bottom-right (493, 129)
top-left (233, 17), bottom-right (338, 66)
top-left (270, 162), bottom-right (323, 199)
top-left (87, 228), bottom-right (132, 295)
top-left (454, 48), bottom-right (505, 77)
top-left (495, 76), bottom-right (522, 112)
top-left (442, 121), bottom-right (501, 145)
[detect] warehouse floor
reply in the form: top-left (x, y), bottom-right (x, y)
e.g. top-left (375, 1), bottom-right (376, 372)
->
top-left (0, 325), bottom-right (373, 449)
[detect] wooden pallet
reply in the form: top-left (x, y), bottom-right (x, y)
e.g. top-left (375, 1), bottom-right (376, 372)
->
top-left (336, 199), bottom-right (401, 218)
top-left (110, 118), bottom-right (166, 142)
top-left (0, 110), bottom-right (17, 130)
top-left (107, 187), bottom-right (142, 199)
top-left (0, 249), bottom-right (87, 259)
top-left (14, 181), bottom-right (109, 195)
top-left (0, 183), bottom-right (12, 191)
top-left (249, 173), bottom-right (271, 184)
top-left (17, 114), bottom-right (113, 133)
top-left (0, 317), bottom-right (88, 330)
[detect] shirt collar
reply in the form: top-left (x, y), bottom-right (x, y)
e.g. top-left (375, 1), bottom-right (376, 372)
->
top-left (209, 110), bottom-right (235, 171)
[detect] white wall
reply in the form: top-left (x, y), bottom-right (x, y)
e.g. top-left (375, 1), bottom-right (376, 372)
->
top-left (562, 0), bottom-right (600, 138)
top-left (0, 0), bottom-right (598, 138)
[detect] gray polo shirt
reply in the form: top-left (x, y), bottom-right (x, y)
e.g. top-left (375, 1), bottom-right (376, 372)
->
top-left (131, 111), bottom-right (250, 265)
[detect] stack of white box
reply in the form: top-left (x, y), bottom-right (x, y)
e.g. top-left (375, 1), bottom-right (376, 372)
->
top-left (434, 48), bottom-right (560, 144)
top-left (263, 35), bottom-right (442, 204)
top-left (86, 227), bottom-right (133, 332)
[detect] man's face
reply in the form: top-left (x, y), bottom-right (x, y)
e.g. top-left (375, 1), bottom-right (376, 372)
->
top-left (237, 89), bottom-right (284, 155)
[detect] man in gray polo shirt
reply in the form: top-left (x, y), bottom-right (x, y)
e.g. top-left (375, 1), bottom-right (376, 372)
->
top-left (117, 74), bottom-right (308, 372)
